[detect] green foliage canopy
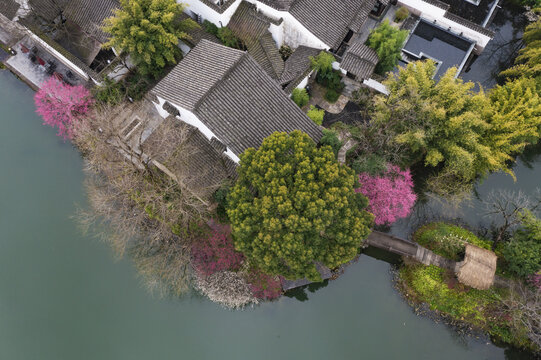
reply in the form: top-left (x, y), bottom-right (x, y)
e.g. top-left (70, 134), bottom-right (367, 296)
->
top-left (367, 20), bottom-right (408, 74)
top-left (227, 131), bottom-right (373, 280)
top-left (372, 60), bottom-right (541, 196)
top-left (291, 88), bottom-right (309, 108)
top-left (307, 105), bottom-right (324, 125)
top-left (103, 0), bottom-right (196, 78)
top-left (503, 210), bottom-right (541, 278)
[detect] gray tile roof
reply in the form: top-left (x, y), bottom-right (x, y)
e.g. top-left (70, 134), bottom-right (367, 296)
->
top-left (153, 40), bottom-right (322, 156)
top-left (228, 1), bottom-right (284, 79)
top-left (256, 0), bottom-right (296, 10)
top-left (289, 0), bottom-right (373, 49)
top-left (280, 45), bottom-right (320, 93)
top-left (154, 40), bottom-right (244, 111)
top-left (27, 0), bottom-right (69, 22)
top-left (341, 43), bottom-right (378, 79)
top-left (63, 0), bottom-right (119, 44)
top-left (349, 0), bottom-right (378, 33)
top-left (443, 12), bottom-right (495, 37)
top-left (0, 0), bottom-right (19, 20)
top-left (145, 116), bottom-right (232, 196)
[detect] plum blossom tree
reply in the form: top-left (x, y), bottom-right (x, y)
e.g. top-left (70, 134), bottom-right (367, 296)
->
top-left (34, 78), bottom-right (93, 139)
top-left (191, 226), bottom-right (245, 276)
top-left (246, 269), bottom-right (282, 300)
top-left (357, 164), bottom-right (416, 225)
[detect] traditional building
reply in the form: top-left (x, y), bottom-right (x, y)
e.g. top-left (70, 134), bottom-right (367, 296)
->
top-left (182, 0), bottom-right (380, 51)
top-left (151, 39), bottom-right (322, 163)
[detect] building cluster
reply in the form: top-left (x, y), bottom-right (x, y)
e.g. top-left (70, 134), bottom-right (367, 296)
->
top-left (0, 0), bottom-right (499, 170)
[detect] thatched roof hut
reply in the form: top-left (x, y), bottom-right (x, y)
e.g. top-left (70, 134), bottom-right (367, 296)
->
top-left (456, 244), bottom-right (497, 290)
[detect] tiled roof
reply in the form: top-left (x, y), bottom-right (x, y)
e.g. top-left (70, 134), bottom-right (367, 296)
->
top-left (153, 40), bottom-right (244, 111)
top-left (28, 0), bottom-right (69, 22)
top-left (280, 45), bottom-right (320, 92)
top-left (349, 0), bottom-right (378, 33)
top-left (289, 0), bottom-right (374, 49)
top-left (63, 0), bottom-right (119, 44)
top-left (256, 0), bottom-right (296, 10)
top-left (0, 0), bottom-right (19, 20)
top-left (153, 40), bottom-right (322, 156)
top-left (341, 43), bottom-right (378, 79)
top-left (443, 12), bottom-right (495, 37)
top-left (145, 116), bottom-right (232, 195)
top-left (228, 1), bottom-right (284, 79)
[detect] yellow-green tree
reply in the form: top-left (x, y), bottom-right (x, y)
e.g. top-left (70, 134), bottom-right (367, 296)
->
top-left (227, 131), bottom-right (373, 281)
top-left (373, 61), bottom-right (496, 192)
top-left (103, 0), bottom-right (196, 77)
top-left (500, 9), bottom-right (540, 87)
top-left (486, 77), bottom-right (541, 165)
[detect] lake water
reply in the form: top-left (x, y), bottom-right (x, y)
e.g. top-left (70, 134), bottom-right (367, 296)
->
top-left (2, 64), bottom-right (537, 359)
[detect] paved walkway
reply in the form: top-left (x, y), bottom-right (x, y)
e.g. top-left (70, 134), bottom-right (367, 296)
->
top-left (5, 36), bottom-right (87, 89)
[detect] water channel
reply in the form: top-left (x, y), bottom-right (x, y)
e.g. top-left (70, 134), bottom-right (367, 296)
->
top-left (0, 4), bottom-right (536, 357)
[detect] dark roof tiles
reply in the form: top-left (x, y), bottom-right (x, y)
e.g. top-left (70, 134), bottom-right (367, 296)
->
top-left (341, 43), bottom-right (378, 79)
top-left (63, 0), bottom-right (119, 44)
top-left (0, 0), bottom-right (19, 20)
top-left (153, 40), bottom-right (322, 157)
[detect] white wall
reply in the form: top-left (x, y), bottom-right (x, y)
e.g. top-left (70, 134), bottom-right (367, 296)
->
top-left (154, 96), bottom-right (241, 163)
top-left (251, 0), bottom-right (329, 49)
top-left (398, 0), bottom-right (492, 51)
top-left (182, 0), bottom-right (242, 26)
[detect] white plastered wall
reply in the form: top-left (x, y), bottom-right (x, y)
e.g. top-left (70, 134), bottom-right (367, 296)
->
top-left (182, 0), bottom-right (242, 26)
top-left (153, 96), bottom-right (240, 163)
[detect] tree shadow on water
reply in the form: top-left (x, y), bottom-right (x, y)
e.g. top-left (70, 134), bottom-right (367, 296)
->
top-left (283, 280), bottom-right (330, 302)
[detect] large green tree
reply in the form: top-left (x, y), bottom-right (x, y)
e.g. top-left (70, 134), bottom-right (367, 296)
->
top-left (103, 0), bottom-right (196, 78)
top-left (227, 131), bottom-right (373, 281)
top-left (371, 60), bottom-right (541, 196)
top-left (367, 19), bottom-right (408, 74)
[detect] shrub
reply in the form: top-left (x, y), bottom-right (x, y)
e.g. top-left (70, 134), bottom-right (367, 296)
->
top-left (246, 269), bottom-right (282, 300)
top-left (357, 164), bottom-right (416, 225)
top-left (291, 88), bottom-right (309, 108)
top-left (367, 19), bottom-right (409, 74)
top-left (502, 210), bottom-right (541, 278)
top-left (279, 45), bottom-right (293, 60)
top-left (218, 27), bottom-right (244, 49)
top-left (307, 105), bottom-right (324, 125)
top-left (319, 129), bottom-right (342, 156)
top-left (352, 154), bottom-right (387, 175)
top-left (394, 7), bottom-right (409, 23)
top-left (191, 228), bottom-right (244, 276)
top-left (325, 88), bottom-right (340, 103)
top-left (413, 222), bottom-right (492, 261)
top-left (93, 77), bottom-right (124, 105)
top-left (213, 185), bottom-right (230, 222)
top-left (194, 271), bottom-right (258, 309)
top-left (203, 20), bottom-right (218, 36)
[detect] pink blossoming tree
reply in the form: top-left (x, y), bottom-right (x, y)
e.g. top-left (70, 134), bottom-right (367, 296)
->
top-left (191, 226), bottom-right (245, 276)
top-left (34, 78), bottom-right (93, 139)
top-left (356, 164), bottom-right (416, 225)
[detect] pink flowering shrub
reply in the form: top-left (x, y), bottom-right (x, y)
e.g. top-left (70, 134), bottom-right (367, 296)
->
top-left (34, 77), bottom-right (93, 139)
top-left (191, 227), bottom-right (244, 276)
top-left (356, 164), bottom-right (416, 225)
top-left (246, 269), bottom-right (282, 300)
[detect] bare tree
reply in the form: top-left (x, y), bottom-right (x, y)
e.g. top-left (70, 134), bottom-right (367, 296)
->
top-left (504, 281), bottom-right (541, 351)
top-left (482, 189), bottom-right (541, 247)
top-left (74, 102), bottom-right (228, 295)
